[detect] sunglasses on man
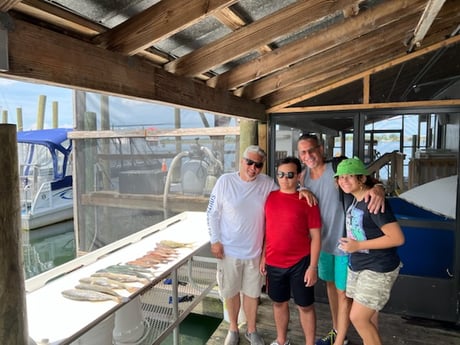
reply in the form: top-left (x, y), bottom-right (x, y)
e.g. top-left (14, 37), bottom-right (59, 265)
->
top-left (244, 157), bottom-right (264, 169)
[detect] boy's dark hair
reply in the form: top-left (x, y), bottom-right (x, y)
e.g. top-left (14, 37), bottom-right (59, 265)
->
top-left (276, 156), bottom-right (302, 173)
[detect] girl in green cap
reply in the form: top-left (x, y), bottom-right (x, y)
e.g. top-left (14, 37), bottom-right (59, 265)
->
top-left (334, 157), bottom-right (405, 345)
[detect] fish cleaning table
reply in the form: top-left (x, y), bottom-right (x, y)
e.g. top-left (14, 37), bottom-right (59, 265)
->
top-left (26, 212), bottom-right (217, 345)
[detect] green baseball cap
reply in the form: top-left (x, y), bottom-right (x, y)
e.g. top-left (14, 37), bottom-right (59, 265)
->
top-left (334, 157), bottom-right (369, 177)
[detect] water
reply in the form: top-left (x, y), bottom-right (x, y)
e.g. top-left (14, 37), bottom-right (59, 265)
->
top-left (22, 220), bottom-right (76, 279)
top-left (160, 313), bottom-right (221, 345)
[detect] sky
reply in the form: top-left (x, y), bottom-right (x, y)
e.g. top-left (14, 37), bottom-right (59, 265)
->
top-left (0, 77), bottom-right (74, 130)
top-left (0, 77), bottom-right (236, 131)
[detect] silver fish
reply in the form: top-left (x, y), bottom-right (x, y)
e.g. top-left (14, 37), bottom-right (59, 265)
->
top-left (79, 277), bottom-right (139, 293)
top-left (62, 289), bottom-right (121, 303)
top-left (91, 271), bottom-right (149, 285)
top-left (75, 283), bottom-right (122, 297)
top-left (102, 265), bottom-right (154, 279)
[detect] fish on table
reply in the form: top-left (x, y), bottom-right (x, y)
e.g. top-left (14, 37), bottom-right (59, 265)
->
top-left (91, 271), bottom-right (150, 285)
top-left (79, 276), bottom-right (139, 293)
top-left (75, 283), bottom-right (124, 298)
top-left (102, 264), bottom-right (155, 279)
top-left (158, 240), bottom-right (194, 249)
top-left (61, 289), bottom-right (121, 303)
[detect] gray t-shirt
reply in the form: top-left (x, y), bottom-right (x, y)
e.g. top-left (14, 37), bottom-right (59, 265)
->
top-left (303, 162), bottom-right (346, 256)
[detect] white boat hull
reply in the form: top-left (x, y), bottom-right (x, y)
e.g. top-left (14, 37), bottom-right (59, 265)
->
top-left (22, 204), bottom-right (74, 230)
top-left (22, 184), bottom-right (74, 230)
top-left (18, 128), bottom-right (74, 230)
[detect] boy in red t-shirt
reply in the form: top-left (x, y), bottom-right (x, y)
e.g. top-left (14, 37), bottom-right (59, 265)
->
top-left (261, 156), bottom-right (322, 345)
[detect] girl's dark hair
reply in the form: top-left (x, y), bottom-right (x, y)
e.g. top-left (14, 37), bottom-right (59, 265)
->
top-left (276, 156), bottom-right (302, 173)
top-left (335, 174), bottom-right (378, 188)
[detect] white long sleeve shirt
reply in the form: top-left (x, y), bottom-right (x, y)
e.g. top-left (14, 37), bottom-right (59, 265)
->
top-left (207, 172), bottom-right (276, 259)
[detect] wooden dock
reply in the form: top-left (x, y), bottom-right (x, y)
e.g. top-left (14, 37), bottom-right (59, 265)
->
top-left (203, 294), bottom-right (460, 345)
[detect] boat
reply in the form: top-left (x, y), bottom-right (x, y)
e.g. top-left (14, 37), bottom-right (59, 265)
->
top-left (17, 128), bottom-right (73, 230)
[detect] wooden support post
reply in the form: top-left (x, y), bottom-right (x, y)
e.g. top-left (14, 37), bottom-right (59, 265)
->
top-left (16, 107), bottom-right (23, 131)
top-left (239, 119), bottom-right (257, 159)
top-left (174, 107), bottom-right (182, 153)
top-left (37, 95), bottom-right (46, 129)
top-left (1, 109), bottom-right (7, 123)
top-left (82, 112), bottom-right (97, 251)
top-left (363, 74), bottom-right (370, 104)
top-left (0, 124), bottom-right (28, 345)
top-left (52, 101), bottom-right (58, 128)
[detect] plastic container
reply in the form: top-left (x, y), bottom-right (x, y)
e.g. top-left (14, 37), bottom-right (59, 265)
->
top-left (70, 314), bottom-right (114, 345)
top-left (112, 296), bottom-right (146, 345)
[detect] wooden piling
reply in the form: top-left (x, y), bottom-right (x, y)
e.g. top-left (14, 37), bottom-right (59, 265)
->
top-left (239, 119), bottom-right (257, 167)
top-left (1, 109), bottom-right (7, 123)
top-left (0, 124), bottom-right (28, 345)
top-left (52, 101), bottom-right (58, 128)
top-left (37, 95), bottom-right (46, 129)
top-left (16, 108), bottom-right (23, 131)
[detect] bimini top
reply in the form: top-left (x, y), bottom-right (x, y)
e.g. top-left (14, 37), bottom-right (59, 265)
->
top-left (17, 128), bottom-right (73, 179)
top-left (17, 128), bottom-right (73, 154)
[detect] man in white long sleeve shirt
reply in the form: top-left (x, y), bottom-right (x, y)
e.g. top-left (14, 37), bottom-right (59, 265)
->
top-left (207, 145), bottom-right (276, 345)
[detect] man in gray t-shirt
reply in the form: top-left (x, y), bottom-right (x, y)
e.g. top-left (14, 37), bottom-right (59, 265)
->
top-left (297, 134), bottom-right (384, 345)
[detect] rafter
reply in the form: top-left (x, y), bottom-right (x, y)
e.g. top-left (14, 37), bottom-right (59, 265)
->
top-left (213, 6), bottom-right (273, 56)
top-left (408, 0), bottom-right (447, 52)
top-left (93, 0), bottom-right (238, 55)
top-left (165, 0), bottom-right (362, 77)
top-left (4, 18), bottom-right (265, 121)
top-left (267, 34), bottom-right (460, 112)
top-left (210, 0), bottom-right (426, 92)
top-left (0, 0), bottom-right (21, 12)
top-left (241, 10), bottom-right (421, 100)
top-left (13, 0), bottom-right (104, 36)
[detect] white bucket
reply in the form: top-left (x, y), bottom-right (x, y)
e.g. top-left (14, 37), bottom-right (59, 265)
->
top-left (112, 296), bottom-right (146, 345)
top-left (222, 294), bottom-right (246, 324)
top-left (70, 314), bottom-right (114, 345)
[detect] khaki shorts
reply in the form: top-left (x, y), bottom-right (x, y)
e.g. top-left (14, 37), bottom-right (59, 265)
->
top-left (217, 256), bottom-right (263, 299)
top-left (346, 263), bottom-right (402, 311)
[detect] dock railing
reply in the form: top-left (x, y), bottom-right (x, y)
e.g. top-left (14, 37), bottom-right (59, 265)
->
top-left (366, 151), bottom-right (405, 195)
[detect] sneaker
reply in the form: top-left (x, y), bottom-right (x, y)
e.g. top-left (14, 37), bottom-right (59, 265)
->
top-left (245, 331), bottom-right (265, 345)
top-left (224, 330), bottom-right (240, 345)
top-left (315, 329), bottom-right (349, 345)
top-left (270, 340), bottom-right (290, 345)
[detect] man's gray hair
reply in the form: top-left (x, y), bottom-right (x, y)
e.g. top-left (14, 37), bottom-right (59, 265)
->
top-left (243, 145), bottom-right (266, 161)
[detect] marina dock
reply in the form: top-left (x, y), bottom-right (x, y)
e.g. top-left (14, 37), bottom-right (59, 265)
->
top-left (205, 294), bottom-right (460, 345)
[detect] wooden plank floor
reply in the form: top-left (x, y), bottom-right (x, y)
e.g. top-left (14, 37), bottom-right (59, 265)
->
top-left (204, 294), bottom-right (460, 345)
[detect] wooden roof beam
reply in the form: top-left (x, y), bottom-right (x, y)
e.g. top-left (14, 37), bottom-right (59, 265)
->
top-left (212, 0), bottom-right (426, 92)
top-left (93, 0), bottom-right (238, 55)
top-left (267, 34), bottom-right (460, 112)
top-left (0, 0), bottom-right (20, 12)
top-left (213, 7), bottom-right (273, 55)
top-left (2, 18), bottom-right (265, 121)
top-left (12, 0), bottom-right (104, 37)
top-left (242, 10), bottom-right (421, 100)
top-left (165, 0), bottom-right (362, 77)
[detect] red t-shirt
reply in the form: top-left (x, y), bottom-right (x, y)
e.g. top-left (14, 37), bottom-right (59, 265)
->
top-left (264, 190), bottom-right (321, 268)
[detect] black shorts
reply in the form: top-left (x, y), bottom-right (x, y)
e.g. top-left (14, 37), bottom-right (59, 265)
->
top-left (265, 255), bottom-right (315, 307)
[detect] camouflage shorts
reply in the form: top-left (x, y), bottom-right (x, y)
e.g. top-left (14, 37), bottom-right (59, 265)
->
top-left (346, 263), bottom-right (402, 311)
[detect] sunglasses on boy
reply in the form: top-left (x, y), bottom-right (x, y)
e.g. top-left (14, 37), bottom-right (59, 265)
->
top-left (276, 171), bottom-right (296, 179)
top-left (243, 157), bottom-right (264, 169)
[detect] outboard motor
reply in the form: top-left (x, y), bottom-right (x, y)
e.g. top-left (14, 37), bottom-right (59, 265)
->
top-left (181, 138), bottom-right (222, 195)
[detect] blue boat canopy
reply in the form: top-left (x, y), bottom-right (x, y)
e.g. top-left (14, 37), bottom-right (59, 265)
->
top-left (17, 128), bottom-right (72, 154)
top-left (17, 128), bottom-right (73, 179)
